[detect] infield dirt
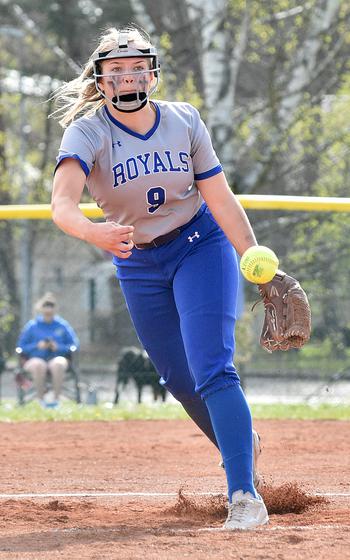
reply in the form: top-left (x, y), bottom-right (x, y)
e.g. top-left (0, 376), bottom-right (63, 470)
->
top-left (0, 418), bottom-right (349, 559)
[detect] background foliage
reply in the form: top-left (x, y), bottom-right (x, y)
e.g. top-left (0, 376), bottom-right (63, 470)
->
top-left (0, 0), bottom-right (349, 377)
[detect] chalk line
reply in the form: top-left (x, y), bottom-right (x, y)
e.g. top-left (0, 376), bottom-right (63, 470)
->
top-left (0, 490), bottom-right (348, 499)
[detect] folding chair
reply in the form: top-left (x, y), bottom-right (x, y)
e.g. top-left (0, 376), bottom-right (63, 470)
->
top-left (14, 345), bottom-right (81, 405)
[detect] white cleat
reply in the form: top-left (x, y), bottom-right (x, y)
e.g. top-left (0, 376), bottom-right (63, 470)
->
top-left (252, 429), bottom-right (262, 489)
top-left (220, 429), bottom-right (262, 490)
top-left (224, 490), bottom-right (269, 530)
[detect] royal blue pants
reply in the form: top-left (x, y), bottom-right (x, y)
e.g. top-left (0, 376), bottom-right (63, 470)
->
top-left (114, 205), bottom-right (256, 497)
top-left (114, 205), bottom-right (240, 399)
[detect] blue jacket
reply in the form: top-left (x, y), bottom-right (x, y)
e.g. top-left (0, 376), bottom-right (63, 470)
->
top-left (17, 315), bottom-right (80, 360)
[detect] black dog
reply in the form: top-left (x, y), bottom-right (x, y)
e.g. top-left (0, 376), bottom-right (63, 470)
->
top-left (114, 347), bottom-right (167, 404)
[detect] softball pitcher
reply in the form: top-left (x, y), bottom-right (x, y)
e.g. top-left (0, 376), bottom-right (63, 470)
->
top-left (51, 25), bottom-right (268, 530)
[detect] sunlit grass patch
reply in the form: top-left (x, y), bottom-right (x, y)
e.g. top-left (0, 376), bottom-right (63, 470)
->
top-left (0, 400), bottom-right (348, 422)
top-left (250, 402), bottom-right (350, 420)
top-left (0, 400), bottom-right (188, 422)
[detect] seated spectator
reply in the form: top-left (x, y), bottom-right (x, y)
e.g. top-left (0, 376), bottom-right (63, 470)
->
top-left (16, 292), bottom-right (79, 407)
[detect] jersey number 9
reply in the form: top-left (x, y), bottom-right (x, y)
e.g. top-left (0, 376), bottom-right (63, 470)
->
top-left (146, 187), bottom-right (166, 214)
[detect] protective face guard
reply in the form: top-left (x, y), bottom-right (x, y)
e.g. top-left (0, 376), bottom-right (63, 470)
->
top-left (92, 33), bottom-right (160, 113)
top-left (94, 68), bottom-right (158, 113)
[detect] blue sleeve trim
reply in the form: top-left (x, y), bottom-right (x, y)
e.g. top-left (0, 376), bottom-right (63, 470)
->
top-left (194, 164), bottom-right (223, 181)
top-left (55, 154), bottom-right (90, 177)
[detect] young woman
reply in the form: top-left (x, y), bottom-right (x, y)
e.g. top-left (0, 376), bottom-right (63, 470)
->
top-left (16, 292), bottom-right (79, 407)
top-left (51, 26), bottom-right (269, 530)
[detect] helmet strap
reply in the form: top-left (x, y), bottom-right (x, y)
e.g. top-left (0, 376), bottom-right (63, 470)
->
top-left (95, 72), bottom-right (158, 113)
top-left (111, 92), bottom-right (148, 113)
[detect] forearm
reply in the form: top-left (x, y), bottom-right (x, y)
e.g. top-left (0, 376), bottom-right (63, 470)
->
top-left (51, 196), bottom-right (94, 242)
top-left (52, 159), bottom-right (95, 242)
top-left (209, 195), bottom-right (257, 256)
top-left (197, 173), bottom-right (257, 256)
top-left (19, 342), bottom-right (38, 354)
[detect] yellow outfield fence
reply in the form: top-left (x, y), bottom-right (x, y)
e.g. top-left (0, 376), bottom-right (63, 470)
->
top-left (1, 195), bottom-right (350, 219)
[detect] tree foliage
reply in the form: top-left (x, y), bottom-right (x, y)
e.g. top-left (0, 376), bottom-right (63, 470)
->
top-left (0, 0), bottom-right (349, 366)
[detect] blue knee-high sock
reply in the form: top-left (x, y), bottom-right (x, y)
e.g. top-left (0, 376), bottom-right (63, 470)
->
top-left (204, 384), bottom-right (256, 501)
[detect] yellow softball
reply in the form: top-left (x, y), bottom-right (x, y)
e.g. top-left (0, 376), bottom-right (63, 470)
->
top-left (240, 246), bottom-right (279, 284)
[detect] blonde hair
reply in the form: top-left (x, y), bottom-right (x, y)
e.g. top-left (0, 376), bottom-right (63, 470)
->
top-left (50, 26), bottom-right (155, 128)
top-left (35, 292), bottom-right (57, 314)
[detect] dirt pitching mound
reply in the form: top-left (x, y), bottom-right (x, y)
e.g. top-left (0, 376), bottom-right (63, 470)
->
top-left (166, 482), bottom-right (327, 522)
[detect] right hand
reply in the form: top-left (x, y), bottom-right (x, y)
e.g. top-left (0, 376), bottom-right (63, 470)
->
top-left (85, 222), bottom-right (135, 258)
top-left (37, 340), bottom-right (49, 350)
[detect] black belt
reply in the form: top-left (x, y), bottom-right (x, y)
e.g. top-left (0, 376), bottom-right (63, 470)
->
top-left (134, 206), bottom-right (204, 250)
top-left (134, 228), bottom-right (181, 249)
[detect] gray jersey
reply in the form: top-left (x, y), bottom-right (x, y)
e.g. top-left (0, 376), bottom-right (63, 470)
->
top-left (56, 100), bottom-right (222, 243)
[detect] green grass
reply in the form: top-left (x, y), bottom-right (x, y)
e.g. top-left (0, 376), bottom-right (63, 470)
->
top-left (0, 400), bottom-right (189, 422)
top-left (0, 399), bottom-right (349, 422)
top-left (250, 402), bottom-right (350, 420)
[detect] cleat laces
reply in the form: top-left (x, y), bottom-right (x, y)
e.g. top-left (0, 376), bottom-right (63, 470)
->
top-left (226, 499), bottom-right (249, 524)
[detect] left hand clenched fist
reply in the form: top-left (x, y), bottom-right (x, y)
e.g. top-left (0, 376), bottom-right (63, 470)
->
top-left (84, 221), bottom-right (134, 258)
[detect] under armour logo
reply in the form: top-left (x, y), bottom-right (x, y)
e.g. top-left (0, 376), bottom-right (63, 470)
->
top-left (112, 140), bottom-right (122, 147)
top-left (188, 231), bottom-right (200, 242)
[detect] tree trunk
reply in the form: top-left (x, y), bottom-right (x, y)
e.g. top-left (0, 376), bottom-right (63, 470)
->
top-left (242, 0), bottom-right (342, 192)
top-left (129, 0), bottom-right (205, 100)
